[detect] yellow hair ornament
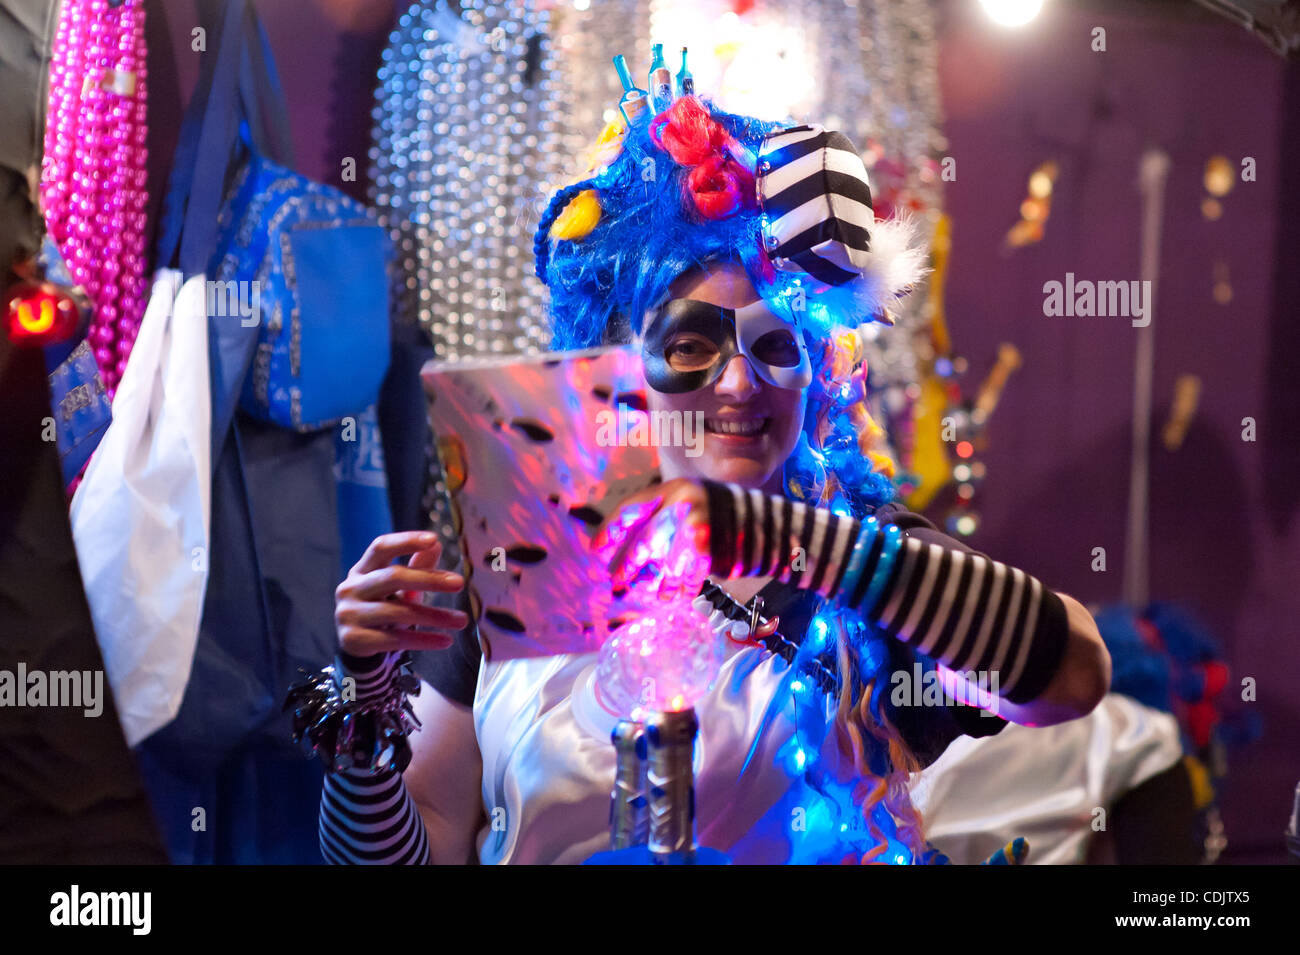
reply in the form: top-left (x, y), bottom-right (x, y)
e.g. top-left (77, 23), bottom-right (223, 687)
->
top-left (549, 188), bottom-right (602, 241)
top-left (584, 117), bottom-right (627, 174)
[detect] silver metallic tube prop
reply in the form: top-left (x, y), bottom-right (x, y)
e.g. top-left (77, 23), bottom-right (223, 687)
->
top-left (609, 720), bottom-right (649, 850)
top-left (646, 708), bottom-right (698, 861)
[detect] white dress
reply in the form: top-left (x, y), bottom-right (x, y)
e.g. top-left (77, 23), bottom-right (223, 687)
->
top-left (910, 692), bottom-right (1183, 864)
top-left (468, 631), bottom-right (865, 864)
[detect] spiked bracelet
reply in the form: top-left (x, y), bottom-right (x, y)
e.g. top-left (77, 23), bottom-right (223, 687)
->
top-left (284, 652), bottom-right (423, 775)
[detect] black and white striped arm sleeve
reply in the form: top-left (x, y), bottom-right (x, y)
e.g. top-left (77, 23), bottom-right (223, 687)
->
top-left (702, 482), bottom-right (1070, 704)
top-left (318, 652), bottom-right (432, 865)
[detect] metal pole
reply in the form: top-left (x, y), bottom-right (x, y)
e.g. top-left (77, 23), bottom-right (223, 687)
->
top-left (1124, 147), bottom-right (1170, 606)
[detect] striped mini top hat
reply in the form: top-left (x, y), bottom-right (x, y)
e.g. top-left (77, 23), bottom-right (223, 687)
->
top-left (756, 123), bottom-right (923, 326)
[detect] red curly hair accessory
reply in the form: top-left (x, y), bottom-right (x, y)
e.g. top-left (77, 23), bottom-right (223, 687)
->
top-left (650, 95), bottom-right (757, 221)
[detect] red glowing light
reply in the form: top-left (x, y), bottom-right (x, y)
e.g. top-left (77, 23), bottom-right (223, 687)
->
top-left (955, 440), bottom-right (974, 459)
top-left (7, 282), bottom-right (80, 346)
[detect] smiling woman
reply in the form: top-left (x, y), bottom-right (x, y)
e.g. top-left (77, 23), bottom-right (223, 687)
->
top-left (307, 88), bottom-right (1109, 866)
top-left (645, 261), bottom-right (808, 493)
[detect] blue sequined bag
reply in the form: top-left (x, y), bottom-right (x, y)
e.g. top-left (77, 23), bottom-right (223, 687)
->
top-left (210, 152), bottom-right (391, 432)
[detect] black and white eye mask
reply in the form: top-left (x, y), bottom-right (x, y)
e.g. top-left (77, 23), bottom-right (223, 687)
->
top-left (640, 297), bottom-right (812, 394)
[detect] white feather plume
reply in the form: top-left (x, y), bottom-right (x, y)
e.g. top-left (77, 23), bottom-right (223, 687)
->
top-left (829, 213), bottom-right (930, 327)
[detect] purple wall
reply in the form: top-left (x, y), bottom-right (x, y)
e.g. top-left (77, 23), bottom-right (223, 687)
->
top-left (936, 1), bottom-right (1298, 861)
top-left (144, 0), bottom-right (400, 217)
top-left (142, 0), bottom-right (1297, 862)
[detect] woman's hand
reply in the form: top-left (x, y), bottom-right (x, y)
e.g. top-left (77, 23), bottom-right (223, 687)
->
top-left (592, 477), bottom-right (711, 600)
top-left (335, 531), bottom-right (469, 657)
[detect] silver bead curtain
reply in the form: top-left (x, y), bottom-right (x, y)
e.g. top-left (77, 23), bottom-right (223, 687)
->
top-left (370, 0), bottom-right (562, 355)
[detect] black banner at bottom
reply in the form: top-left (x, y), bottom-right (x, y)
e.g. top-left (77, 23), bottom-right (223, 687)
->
top-left (4, 862), bottom-right (1292, 941)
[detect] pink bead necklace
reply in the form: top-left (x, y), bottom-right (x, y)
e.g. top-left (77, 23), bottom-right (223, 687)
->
top-left (41, 0), bottom-right (150, 399)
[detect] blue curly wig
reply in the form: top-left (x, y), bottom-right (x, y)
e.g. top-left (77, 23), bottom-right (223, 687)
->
top-left (535, 100), bottom-right (787, 349)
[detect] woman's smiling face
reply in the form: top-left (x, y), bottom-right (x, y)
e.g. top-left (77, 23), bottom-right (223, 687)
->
top-left (644, 260), bottom-right (807, 492)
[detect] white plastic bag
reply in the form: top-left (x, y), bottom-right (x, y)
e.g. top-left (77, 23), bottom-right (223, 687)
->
top-left (70, 269), bottom-right (212, 746)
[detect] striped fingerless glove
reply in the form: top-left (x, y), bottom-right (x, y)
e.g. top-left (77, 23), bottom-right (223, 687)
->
top-left (318, 652), bottom-right (432, 865)
top-left (701, 482), bottom-right (1069, 705)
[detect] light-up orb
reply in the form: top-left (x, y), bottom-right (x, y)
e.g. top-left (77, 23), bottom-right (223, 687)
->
top-left (979, 0), bottom-right (1043, 27)
top-left (594, 598), bottom-right (723, 721)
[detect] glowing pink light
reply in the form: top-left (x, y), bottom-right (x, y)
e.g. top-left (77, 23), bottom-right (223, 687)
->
top-left (594, 597), bottom-right (723, 720)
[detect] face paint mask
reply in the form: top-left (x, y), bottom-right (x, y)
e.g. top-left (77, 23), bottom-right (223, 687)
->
top-left (640, 298), bottom-right (812, 394)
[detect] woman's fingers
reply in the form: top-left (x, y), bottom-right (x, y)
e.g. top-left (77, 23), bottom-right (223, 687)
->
top-left (608, 499), bottom-right (710, 590)
top-left (399, 544), bottom-right (450, 603)
top-left (607, 514), bottom-right (653, 586)
top-left (347, 564), bottom-right (464, 601)
top-left (592, 488), bottom-right (665, 560)
top-left (351, 531), bottom-right (441, 576)
top-left (406, 540), bottom-right (443, 571)
top-left (596, 479), bottom-right (711, 588)
top-left (337, 533), bottom-right (469, 658)
top-left (339, 626), bottom-right (455, 656)
top-left (339, 597), bottom-right (469, 632)
top-left (606, 500), bottom-right (671, 585)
